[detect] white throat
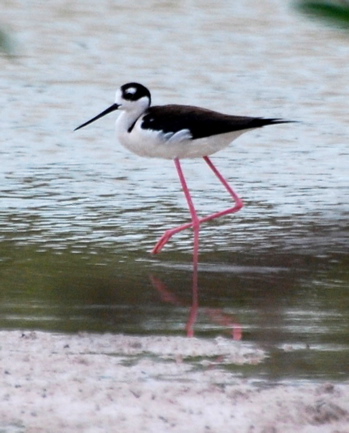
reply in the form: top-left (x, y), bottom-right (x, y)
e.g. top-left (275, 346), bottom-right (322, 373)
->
top-left (114, 90), bottom-right (150, 130)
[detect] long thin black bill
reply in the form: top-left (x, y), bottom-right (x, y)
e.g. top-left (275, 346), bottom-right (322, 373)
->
top-left (74, 103), bottom-right (120, 131)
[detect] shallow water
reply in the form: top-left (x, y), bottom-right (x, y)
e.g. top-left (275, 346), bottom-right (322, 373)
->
top-left (1, 0), bottom-right (348, 382)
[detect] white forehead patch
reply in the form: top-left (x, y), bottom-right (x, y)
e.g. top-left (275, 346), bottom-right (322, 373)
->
top-left (126, 87), bottom-right (137, 95)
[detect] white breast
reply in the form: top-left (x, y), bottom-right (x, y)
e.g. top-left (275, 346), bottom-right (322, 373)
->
top-left (115, 112), bottom-right (247, 159)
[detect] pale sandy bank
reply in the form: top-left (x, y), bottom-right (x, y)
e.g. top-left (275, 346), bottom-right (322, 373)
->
top-left (0, 331), bottom-right (348, 433)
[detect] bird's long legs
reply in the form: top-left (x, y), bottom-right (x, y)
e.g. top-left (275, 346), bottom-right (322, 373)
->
top-left (152, 156), bottom-right (244, 254)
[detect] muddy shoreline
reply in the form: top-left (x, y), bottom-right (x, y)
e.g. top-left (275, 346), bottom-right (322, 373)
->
top-left (0, 331), bottom-right (348, 433)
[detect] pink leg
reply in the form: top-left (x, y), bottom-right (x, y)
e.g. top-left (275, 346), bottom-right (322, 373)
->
top-left (173, 158), bottom-right (200, 259)
top-left (152, 156), bottom-right (243, 254)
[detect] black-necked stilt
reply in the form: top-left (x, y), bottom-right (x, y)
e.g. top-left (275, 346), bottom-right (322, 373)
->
top-left (75, 82), bottom-right (292, 255)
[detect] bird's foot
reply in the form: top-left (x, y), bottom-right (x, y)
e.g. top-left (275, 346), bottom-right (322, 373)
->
top-left (152, 223), bottom-right (192, 254)
top-left (152, 231), bottom-right (173, 254)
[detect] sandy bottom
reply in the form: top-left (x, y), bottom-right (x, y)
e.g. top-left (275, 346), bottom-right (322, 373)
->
top-left (0, 331), bottom-right (348, 433)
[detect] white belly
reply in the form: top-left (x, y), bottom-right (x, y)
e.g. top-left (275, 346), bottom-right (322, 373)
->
top-left (115, 116), bottom-right (247, 159)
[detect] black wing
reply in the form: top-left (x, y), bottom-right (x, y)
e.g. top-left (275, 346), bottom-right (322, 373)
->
top-left (141, 104), bottom-right (291, 140)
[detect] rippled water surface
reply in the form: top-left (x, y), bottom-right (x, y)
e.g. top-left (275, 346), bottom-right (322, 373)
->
top-left (1, 0), bottom-right (348, 381)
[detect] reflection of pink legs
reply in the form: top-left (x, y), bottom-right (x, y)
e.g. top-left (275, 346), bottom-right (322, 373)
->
top-left (152, 156), bottom-right (244, 254)
top-left (150, 267), bottom-right (242, 339)
top-left (206, 309), bottom-right (242, 340)
top-left (186, 228), bottom-right (199, 337)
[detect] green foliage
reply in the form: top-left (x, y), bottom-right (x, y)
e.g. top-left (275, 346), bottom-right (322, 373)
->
top-left (0, 27), bottom-right (15, 56)
top-left (296, 0), bottom-right (349, 28)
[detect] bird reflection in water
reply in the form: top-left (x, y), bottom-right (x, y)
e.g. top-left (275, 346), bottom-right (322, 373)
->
top-left (150, 243), bottom-right (242, 339)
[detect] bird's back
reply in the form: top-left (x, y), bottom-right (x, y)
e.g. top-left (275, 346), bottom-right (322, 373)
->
top-left (140, 104), bottom-right (288, 140)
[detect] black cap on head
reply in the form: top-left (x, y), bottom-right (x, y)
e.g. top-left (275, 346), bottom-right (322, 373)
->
top-left (121, 82), bottom-right (151, 104)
